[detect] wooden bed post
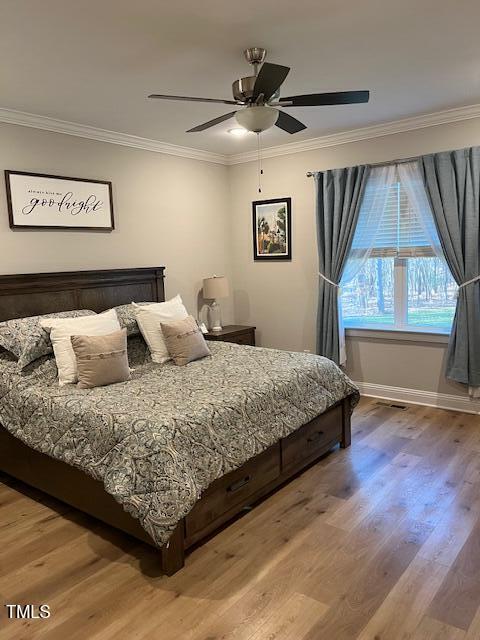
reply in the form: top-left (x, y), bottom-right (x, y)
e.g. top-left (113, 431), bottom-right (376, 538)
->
top-left (161, 522), bottom-right (185, 576)
top-left (340, 396), bottom-right (352, 449)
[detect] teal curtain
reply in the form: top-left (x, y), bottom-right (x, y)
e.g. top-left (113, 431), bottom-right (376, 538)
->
top-left (420, 147), bottom-right (480, 387)
top-left (315, 166), bottom-right (370, 363)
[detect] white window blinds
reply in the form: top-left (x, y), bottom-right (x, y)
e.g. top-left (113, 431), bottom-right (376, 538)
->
top-left (353, 167), bottom-right (436, 258)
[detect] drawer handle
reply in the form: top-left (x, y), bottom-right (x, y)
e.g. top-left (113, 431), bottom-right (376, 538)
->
top-left (227, 475), bottom-right (251, 493)
top-left (307, 430), bottom-right (324, 443)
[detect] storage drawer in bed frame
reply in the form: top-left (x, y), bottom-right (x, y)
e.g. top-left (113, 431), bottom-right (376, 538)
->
top-left (185, 444), bottom-right (281, 543)
top-left (282, 404), bottom-right (343, 473)
top-left (184, 401), bottom-right (347, 548)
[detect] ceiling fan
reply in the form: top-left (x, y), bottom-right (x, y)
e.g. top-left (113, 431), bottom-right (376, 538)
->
top-left (148, 47), bottom-right (370, 135)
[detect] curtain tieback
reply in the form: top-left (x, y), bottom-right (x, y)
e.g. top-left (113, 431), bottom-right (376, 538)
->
top-left (456, 275), bottom-right (480, 297)
top-left (459, 274), bottom-right (480, 289)
top-left (318, 272), bottom-right (340, 290)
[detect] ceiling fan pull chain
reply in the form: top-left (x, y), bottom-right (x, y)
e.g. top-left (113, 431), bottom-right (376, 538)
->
top-left (257, 133), bottom-right (264, 193)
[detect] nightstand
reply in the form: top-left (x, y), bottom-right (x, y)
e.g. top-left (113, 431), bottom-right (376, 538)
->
top-left (204, 325), bottom-right (256, 346)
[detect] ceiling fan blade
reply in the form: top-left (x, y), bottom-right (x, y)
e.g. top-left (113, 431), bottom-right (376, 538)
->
top-left (276, 110), bottom-right (307, 134)
top-left (148, 94), bottom-right (240, 105)
top-left (186, 111), bottom-right (237, 132)
top-left (279, 90), bottom-right (370, 107)
top-left (252, 63), bottom-right (290, 102)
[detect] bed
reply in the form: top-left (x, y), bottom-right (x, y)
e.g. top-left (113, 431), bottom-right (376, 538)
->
top-left (0, 267), bottom-right (358, 575)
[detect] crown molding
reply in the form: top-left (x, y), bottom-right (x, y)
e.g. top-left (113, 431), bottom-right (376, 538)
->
top-left (225, 103), bottom-right (480, 165)
top-left (1, 103), bottom-right (480, 167)
top-left (0, 107), bottom-right (228, 165)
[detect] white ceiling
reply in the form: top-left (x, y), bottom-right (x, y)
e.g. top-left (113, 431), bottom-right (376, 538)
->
top-left (1, 0), bottom-right (480, 156)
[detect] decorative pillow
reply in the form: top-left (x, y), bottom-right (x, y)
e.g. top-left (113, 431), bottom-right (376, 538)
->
top-left (134, 295), bottom-right (188, 363)
top-left (113, 303), bottom-right (151, 337)
top-left (71, 329), bottom-right (130, 389)
top-left (0, 310), bottom-right (95, 370)
top-left (161, 315), bottom-right (211, 366)
top-left (40, 309), bottom-right (121, 385)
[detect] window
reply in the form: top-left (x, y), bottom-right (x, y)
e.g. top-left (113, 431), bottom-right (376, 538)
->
top-left (342, 174), bottom-right (457, 333)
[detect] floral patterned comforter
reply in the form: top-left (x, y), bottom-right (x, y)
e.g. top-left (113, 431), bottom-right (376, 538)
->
top-left (0, 338), bottom-right (359, 546)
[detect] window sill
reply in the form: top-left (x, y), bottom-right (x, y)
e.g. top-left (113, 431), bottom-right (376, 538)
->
top-left (345, 326), bottom-right (450, 344)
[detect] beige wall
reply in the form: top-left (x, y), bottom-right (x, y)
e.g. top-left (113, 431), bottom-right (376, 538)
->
top-left (2, 117), bottom-right (479, 399)
top-left (345, 336), bottom-right (466, 396)
top-left (0, 122), bottom-right (232, 323)
top-left (228, 118), bottom-right (480, 398)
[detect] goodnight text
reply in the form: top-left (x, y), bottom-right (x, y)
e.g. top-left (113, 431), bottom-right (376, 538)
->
top-left (22, 192), bottom-right (103, 216)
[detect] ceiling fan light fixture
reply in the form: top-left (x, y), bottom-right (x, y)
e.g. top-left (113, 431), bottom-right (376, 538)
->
top-left (235, 106), bottom-right (279, 133)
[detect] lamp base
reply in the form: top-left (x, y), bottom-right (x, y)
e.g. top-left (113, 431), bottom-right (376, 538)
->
top-left (208, 300), bottom-right (222, 332)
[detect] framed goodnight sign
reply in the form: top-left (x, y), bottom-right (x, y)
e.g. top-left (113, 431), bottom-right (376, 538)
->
top-left (5, 170), bottom-right (114, 230)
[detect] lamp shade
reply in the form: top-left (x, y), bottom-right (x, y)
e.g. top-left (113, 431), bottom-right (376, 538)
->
top-left (203, 276), bottom-right (229, 299)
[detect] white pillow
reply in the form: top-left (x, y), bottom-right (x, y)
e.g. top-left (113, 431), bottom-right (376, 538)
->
top-left (40, 309), bottom-right (120, 385)
top-left (133, 295), bottom-right (188, 363)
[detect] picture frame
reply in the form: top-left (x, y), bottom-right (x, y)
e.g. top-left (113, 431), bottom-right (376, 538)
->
top-left (252, 197), bottom-right (291, 261)
top-left (5, 170), bottom-right (114, 231)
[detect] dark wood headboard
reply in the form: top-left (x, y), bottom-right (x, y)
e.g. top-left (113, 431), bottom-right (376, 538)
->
top-left (0, 267), bottom-right (165, 321)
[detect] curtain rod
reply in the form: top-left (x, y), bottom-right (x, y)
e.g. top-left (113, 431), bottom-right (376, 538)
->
top-left (306, 155), bottom-right (419, 177)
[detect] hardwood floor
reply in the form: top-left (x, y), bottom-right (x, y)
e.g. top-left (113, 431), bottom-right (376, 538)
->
top-left (1, 398), bottom-right (480, 639)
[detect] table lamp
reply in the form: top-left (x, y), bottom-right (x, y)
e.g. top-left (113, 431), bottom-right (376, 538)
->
top-left (203, 275), bottom-right (229, 331)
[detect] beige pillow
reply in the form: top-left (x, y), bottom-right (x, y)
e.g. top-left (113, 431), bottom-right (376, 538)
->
top-left (133, 295), bottom-right (188, 363)
top-left (41, 309), bottom-right (120, 385)
top-left (161, 315), bottom-right (211, 366)
top-left (71, 329), bottom-right (130, 389)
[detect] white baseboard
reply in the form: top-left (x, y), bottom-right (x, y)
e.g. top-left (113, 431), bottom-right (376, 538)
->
top-left (354, 381), bottom-right (480, 415)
